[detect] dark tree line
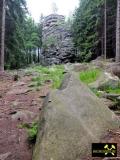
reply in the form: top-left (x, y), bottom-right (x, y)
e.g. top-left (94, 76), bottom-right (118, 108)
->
top-left (0, 0), bottom-right (42, 71)
top-left (0, 0), bottom-right (120, 71)
top-left (0, 0), bottom-right (6, 71)
top-left (116, 0), bottom-right (120, 62)
top-left (72, 0), bottom-right (119, 62)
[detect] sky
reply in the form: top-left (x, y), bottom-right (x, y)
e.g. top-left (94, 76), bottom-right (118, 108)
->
top-left (26, 0), bottom-right (79, 22)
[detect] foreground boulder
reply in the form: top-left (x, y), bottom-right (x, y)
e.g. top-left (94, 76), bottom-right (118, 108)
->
top-left (33, 73), bottom-right (119, 160)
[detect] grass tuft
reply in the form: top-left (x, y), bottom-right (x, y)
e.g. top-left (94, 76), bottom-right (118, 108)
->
top-left (101, 85), bottom-right (120, 94)
top-left (18, 122), bottom-right (38, 144)
top-left (27, 122), bottom-right (38, 143)
top-left (79, 69), bottom-right (101, 84)
top-left (29, 65), bottom-right (65, 89)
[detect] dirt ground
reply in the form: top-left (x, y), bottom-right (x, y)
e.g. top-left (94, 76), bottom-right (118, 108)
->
top-left (0, 72), bottom-right (50, 160)
top-left (0, 72), bottom-right (120, 160)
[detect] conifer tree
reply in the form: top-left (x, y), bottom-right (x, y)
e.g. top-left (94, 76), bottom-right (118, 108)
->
top-left (0, 0), bottom-right (6, 72)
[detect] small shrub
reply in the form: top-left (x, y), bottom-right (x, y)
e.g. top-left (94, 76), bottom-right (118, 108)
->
top-left (18, 122), bottom-right (38, 144)
top-left (27, 122), bottom-right (38, 143)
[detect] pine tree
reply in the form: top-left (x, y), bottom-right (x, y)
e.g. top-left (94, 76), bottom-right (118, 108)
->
top-left (116, 0), bottom-right (120, 62)
top-left (0, 0), bottom-right (6, 72)
top-left (72, 0), bottom-right (103, 61)
top-left (4, 0), bottom-right (41, 69)
top-left (104, 0), bottom-right (107, 60)
top-left (72, 0), bottom-right (117, 62)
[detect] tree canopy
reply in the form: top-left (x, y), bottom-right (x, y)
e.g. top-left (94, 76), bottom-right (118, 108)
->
top-left (72, 0), bottom-right (117, 62)
top-left (4, 0), bottom-right (42, 69)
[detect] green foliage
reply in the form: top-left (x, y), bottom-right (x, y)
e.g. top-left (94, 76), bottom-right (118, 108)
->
top-left (100, 85), bottom-right (120, 94)
top-left (72, 0), bottom-right (117, 61)
top-left (43, 36), bottom-right (57, 49)
top-left (24, 18), bottom-right (39, 49)
top-left (106, 88), bottom-right (120, 94)
top-left (27, 122), bottom-right (38, 143)
top-left (29, 65), bottom-right (65, 89)
top-left (90, 88), bottom-right (103, 97)
top-left (79, 69), bottom-right (101, 84)
top-left (5, 0), bottom-right (26, 68)
top-left (18, 122), bottom-right (38, 143)
top-left (5, 1), bottom-right (43, 69)
top-left (72, 0), bottom-right (103, 61)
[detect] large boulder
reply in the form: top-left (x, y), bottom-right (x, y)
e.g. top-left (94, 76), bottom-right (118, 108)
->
top-left (64, 63), bottom-right (90, 72)
top-left (106, 63), bottom-right (120, 78)
top-left (33, 73), bottom-right (119, 160)
top-left (72, 63), bottom-right (89, 72)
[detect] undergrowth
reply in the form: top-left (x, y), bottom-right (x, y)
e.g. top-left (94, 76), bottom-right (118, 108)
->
top-left (18, 122), bottom-right (38, 144)
top-left (28, 65), bottom-right (65, 89)
top-left (90, 88), bottom-right (103, 97)
top-left (101, 85), bottom-right (120, 94)
top-left (79, 69), bottom-right (101, 84)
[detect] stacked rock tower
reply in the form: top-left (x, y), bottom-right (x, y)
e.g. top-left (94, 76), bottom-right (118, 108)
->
top-left (41, 14), bottom-right (75, 65)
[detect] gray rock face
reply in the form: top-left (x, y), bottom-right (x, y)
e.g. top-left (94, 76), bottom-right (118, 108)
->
top-left (109, 63), bottom-right (120, 78)
top-left (41, 14), bottom-right (75, 65)
top-left (89, 72), bottom-right (120, 90)
top-left (33, 73), bottom-right (119, 160)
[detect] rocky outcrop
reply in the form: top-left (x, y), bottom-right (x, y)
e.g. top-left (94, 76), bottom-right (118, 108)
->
top-left (41, 14), bottom-right (75, 65)
top-left (89, 72), bottom-right (120, 90)
top-left (33, 73), bottom-right (119, 160)
top-left (107, 62), bottom-right (120, 78)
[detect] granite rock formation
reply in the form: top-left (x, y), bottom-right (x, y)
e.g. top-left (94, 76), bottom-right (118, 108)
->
top-left (41, 14), bottom-right (75, 65)
top-left (33, 73), bottom-right (119, 160)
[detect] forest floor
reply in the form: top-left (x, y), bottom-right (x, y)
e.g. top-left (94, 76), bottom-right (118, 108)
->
top-left (0, 72), bottom-right (50, 160)
top-left (0, 66), bottom-right (120, 160)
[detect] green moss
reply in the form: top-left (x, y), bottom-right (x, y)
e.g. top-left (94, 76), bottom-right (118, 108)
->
top-left (79, 69), bottom-right (101, 84)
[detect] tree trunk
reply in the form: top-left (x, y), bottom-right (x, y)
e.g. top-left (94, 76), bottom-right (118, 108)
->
top-left (101, 35), bottom-right (104, 57)
top-left (0, 0), bottom-right (6, 72)
top-left (104, 0), bottom-right (107, 60)
top-left (116, 0), bottom-right (120, 62)
top-left (38, 48), bottom-right (40, 63)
